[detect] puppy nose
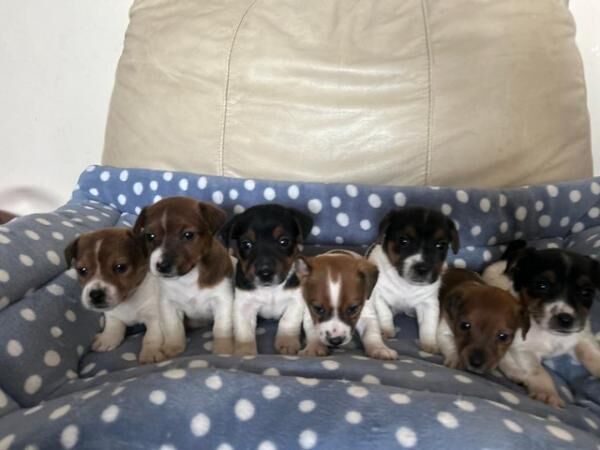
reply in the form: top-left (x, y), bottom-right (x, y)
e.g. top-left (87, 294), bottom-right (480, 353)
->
top-left (257, 266), bottom-right (274, 282)
top-left (327, 335), bottom-right (345, 347)
top-left (156, 260), bottom-right (172, 274)
top-left (413, 263), bottom-right (431, 277)
top-left (89, 289), bottom-right (106, 306)
top-left (556, 313), bottom-right (574, 328)
top-left (468, 350), bottom-right (486, 368)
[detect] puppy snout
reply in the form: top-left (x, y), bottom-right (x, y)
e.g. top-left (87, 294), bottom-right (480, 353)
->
top-left (468, 349), bottom-right (486, 369)
top-left (326, 335), bottom-right (345, 347)
top-left (156, 259), bottom-right (173, 275)
top-left (89, 289), bottom-right (107, 307)
top-left (256, 264), bottom-right (275, 283)
top-left (556, 313), bottom-right (574, 328)
top-left (413, 262), bottom-right (432, 277)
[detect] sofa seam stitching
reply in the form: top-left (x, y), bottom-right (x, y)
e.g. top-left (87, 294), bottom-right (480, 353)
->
top-left (219, 0), bottom-right (259, 176)
top-left (420, 0), bottom-right (433, 185)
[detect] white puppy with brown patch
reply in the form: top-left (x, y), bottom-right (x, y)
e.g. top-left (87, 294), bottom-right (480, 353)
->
top-left (296, 250), bottom-right (398, 360)
top-left (65, 228), bottom-right (166, 364)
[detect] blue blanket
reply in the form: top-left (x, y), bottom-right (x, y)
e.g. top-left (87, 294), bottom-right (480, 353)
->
top-left (1, 165), bottom-right (600, 449)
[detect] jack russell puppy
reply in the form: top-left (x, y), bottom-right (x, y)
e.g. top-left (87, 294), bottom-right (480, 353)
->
top-left (64, 228), bottom-right (166, 364)
top-left (482, 242), bottom-right (600, 407)
top-left (221, 204), bottom-right (312, 356)
top-left (369, 207), bottom-right (459, 354)
top-left (437, 268), bottom-right (530, 373)
top-left (296, 250), bottom-right (398, 360)
top-left (133, 196), bottom-right (234, 357)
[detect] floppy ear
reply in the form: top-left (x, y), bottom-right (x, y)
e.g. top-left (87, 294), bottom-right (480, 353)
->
top-left (289, 208), bottom-right (313, 241)
top-left (64, 237), bottom-right (79, 268)
top-left (511, 248), bottom-right (536, 291)
top-left (443, 288), bottom-right (464, 322)
top-left (127, 230), bottom-right (148, 258)
top-left (198, 201), bottom-right (228, 235)
top-left (358, 259), bottom-right (379, 299)
top-left (377, 210), bottom-right (394, 243)
top-left (589, 258), bottom-right (600, 292)
top-left (132, 207), bottom-right (147, 235)
top-left (446, 217), bottom-right (460, 254)
top-left (219, 214), bottom-right (241, 248)
top-left (519, 300), bottom-right (531, 339)
top-left (502, 239), bottom-right (528, 273)
top-left (294, 256), bottom-right (313, 280)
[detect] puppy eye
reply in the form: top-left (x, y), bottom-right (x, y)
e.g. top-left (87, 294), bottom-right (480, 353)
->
top-left (311, 304), bottom-right (325, 316)
top-left (240, 240), bottom-right (253, 251)
top-left (182, 231), bottom-right (195, 241)
top-left (578, 287), bottom-right (595, 299)
top-left (534, 280), bottom-right (549, 291)
top-left (497, 332), bottom-right (510, 342)
top-left (113, 264), bottom-right (127, 274)
top-left (279, 237), bottom-right (291, 248)
top-left (435, 241), bottom-right (448, 251)
top-left (398, 237), bottom-right (410, 247)
top-left (145, 233), bottom-right (156, 243)
top-left (346, 304), bottom-right (360, 316)
top-left (460, 321), bottom-right (471, 331)
top-left (76, 267), bottom-right (88, 276)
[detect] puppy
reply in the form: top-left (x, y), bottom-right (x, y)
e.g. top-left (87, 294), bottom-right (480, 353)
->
top-left (221, 204), bottom-right (312, 356)
top-left (133, 196), bottom-right (234, 357)
top-left (64, 228), bottom-right (166, 364)
top-left (296, 250), bottom-right (398, 360)
top-left (368, 207), bottom-right (459, 353)
top-left (483, 243), bottom-right (600, 407)
top-left (437, 268), bottom-right (529, 373)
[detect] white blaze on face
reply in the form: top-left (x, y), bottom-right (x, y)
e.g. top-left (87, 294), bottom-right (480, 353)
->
top-left (317, 270), bottom-right (352, 346)
top-left (401, 253), bottom-right (424, 279)
top-left (543, 300), bottom-right (577, 330)
top-left (80, 239), bottom-right (119, 310)
top-left (150, 247), bottom-right (164, 276)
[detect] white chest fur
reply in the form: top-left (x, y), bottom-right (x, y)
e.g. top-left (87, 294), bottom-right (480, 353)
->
top-left (510, 320), bottom-right (585, 360)
top-left (235, 283), bottom-right (300, 320)
top-left (106, 272), bottom-right (160, 326)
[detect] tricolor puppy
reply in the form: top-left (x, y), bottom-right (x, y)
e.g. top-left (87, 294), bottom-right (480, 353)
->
top-left (437, 268), bottom-right (529, 373)
top-left (221, 204), bottom-right (312, 356)
top-left (368, 207), bottom-right (459, 353)
top-left (295, 250), bottom-right (398, 360)
top-left (64, 228), bottom-right (165, 364)
top-left (133, 196), bottom-right (234, 357)
top-left (483, 243), bottom-right (600, 407)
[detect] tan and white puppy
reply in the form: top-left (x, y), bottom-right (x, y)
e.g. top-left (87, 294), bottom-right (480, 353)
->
top-left (437, 268), bottom-right (529, 373)
top-left (221, 204), bottom-right (312, 356)
top-left (296, 250), bottom-right (398, 360)
top-left (483, 243), bottom-right (600, 408)
top-left (369, 207), bottom-right (459, 354)
top-left (64, 228), bottom-right (166, 364)
top-left (133, 196), bottom-right (234, 357)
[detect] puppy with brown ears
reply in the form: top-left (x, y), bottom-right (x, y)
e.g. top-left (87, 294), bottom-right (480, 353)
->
top-left (296, 250), bottom-right (398, 360)
top-left (437, 268), bottom-right (529, 373)
top-left (65, 228), bottom-right (166, 364)
top-left (483, 243), bottom-right (600, 407)
top-left (133, 196), bottom-right (234, 357)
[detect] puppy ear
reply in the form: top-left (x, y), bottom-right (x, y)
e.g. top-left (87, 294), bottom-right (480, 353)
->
top-left (518, 297), bottom-right (531, 339)
top-left (446, 217), bottom-right (460, 254)
top-left (198, 201), bottom-right (228, 235)
top-left (511, 248), bottom-right (536, 291)
top-left (132, 207), bottom-right (147, 235)
top-left (64, 237), bottom-right (79, 268)
top-left (502, 239), bottom-right (528, 273)
top-left (443, 288), bottom-right (464, 322)
top-left (377, 210), bottom-right (394, 243)
top-left (127, 230), bottom-right (148, 258)
top-left (289, 208), bottom-right (313, 241)
top-left (219, 214), bottom-right (241, 248)
top-left (589, 258), bottom-right (600, 292)
top-left (358, 259), bottom-right (379, 299)
top-left (294, 256), bottom-right (313, 280)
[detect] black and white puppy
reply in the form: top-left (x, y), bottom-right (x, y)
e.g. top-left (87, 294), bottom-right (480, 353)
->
top-left (368, 207), bottom-right (459, 353)
top-left (483, 242), bottom-right (600, 407)
top-left (221, 204), bottom-right (313, 356)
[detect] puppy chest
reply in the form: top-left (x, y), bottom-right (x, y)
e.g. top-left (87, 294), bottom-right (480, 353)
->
top-left (522, 326), bottom-right (581, 359)
top-left (240, 287), bottom-right (297, 319)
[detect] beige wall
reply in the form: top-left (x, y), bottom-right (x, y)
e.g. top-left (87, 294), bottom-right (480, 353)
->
top-left (0, 1), bottom-right (598, 215)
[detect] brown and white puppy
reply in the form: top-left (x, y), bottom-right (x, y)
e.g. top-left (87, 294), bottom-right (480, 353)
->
top-left (221, 204), bottom-right (312, 356)
top-left (369, 207), bottom-right (459, 354)
top-left (64, 228), bottom-right (166, 364)
top-left (437, 268), bottom-right (529, 373)
top-left (133, 196), bottom-right (234, 357)
top-left (296, 250), bottom-right (398, 360)
top-left (483, 243), bottom-right (600, 407)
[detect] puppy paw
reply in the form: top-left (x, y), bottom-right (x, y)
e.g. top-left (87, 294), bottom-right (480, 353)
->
top-left (419, 340), bottom-right (439, 355)
top-left (138, 346), bottom-right (167, 364)
top-left (161, 342), bottom-right (186, 358)
top-left (92, 333), bottom-right (122, 352)
top-left (381, 327), bottom-right (396, 339)
top-left (529, 390), bottom-right (565, 409)
top-left (234, 341), bottom-right (258, 356)
top-left (212, 337), bottom-right (235, 355)
top-left (443, 356), bottom-right (461, 370)
top-left (275, 334), bottom-right (302, 355)
top-left (299, 343), bottom-right (329, 357)
top-left (366, 346), bottom-right (398, 361)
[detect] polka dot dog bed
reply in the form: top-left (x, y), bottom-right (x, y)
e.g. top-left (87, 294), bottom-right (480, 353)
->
top-left (1, 165), bottom-right (600, 449)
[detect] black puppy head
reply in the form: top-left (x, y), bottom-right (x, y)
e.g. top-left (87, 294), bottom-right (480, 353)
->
top-left (378, 207), bottom-right (459, 285)
top-left (512, 248), bottom-right (600, 334)
top-left (221, 204), bottom-right (313, 288)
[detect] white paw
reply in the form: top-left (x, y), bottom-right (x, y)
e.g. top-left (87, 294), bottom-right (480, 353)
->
top-left (299, 343), bottom-right (330, 357)
top-left (275, 334), bottom-right (302, 355)
top-left (161, 342), bottom-right (186, 358)
top-left (420, 340), bottom-right (439, 355)
top-left (212, 337), bottom-right (234, 355)
top-left (529, 389), bottom-right (565, 408)
top-left (234, 340), bottom-right (258, 356)
top-left (92, 333), bottom-right (122, 352)
top-left (367, 346), bottom-right (398, 360)
top-left (381, 327), bottom-right (396, 339)
top-left (138, 346), bottom-right (167, 364)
